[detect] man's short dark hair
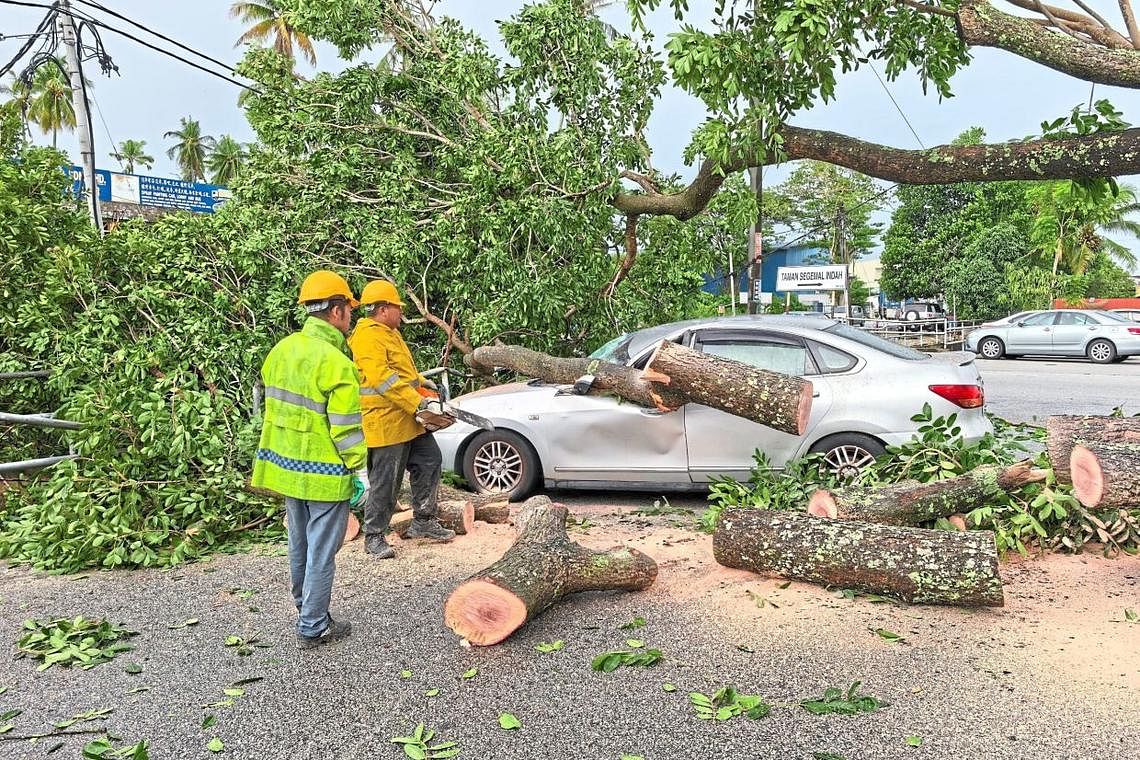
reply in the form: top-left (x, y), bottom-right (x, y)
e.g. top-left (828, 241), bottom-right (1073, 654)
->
top-left (306, 295), bottom-right (349, 319)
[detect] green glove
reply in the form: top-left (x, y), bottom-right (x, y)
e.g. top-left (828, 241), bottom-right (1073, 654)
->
top-left (349, 468), bottom-right (369, 508)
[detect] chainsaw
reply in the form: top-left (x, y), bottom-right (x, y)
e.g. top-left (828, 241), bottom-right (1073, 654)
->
top-left (414, 386), bottom-right (494, 432)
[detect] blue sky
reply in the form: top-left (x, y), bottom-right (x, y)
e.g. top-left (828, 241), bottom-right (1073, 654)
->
top-left (3, 1), bottom-right (1139, 266)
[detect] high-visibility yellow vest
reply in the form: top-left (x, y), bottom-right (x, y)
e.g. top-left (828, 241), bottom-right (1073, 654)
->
top-left (251, 318), bottom-right (367, 501)
top-left (348, 318), bottom-right (427, 447)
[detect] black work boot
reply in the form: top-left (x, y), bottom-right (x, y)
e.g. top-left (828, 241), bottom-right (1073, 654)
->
top-left (364, 535), bottom-right (396, 559)
top-left (404, 518), bottom-right (456, 542)
top-left (298, 615), bottom-right (353, 650)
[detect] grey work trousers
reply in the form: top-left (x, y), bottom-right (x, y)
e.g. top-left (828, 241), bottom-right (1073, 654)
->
top-left (285, 497), bottom-right (348, 638)
top-left (363, 432), bottom-right (441, 537)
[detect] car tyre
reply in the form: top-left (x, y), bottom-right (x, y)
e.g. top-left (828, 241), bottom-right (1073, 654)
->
top-left (809, 433), bottom-right (886, 480)
top-left (1086, 339), bottom-right (1117, 364)
top-left (461, 429), bottom-right (541, 500)
top-left (978, 337), bottom-right (1005, 360)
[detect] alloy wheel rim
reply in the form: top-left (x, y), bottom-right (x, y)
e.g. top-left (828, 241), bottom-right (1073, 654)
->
top-left (823, 445), bottom-right (876, 479)
top-left (473, 440), bottom-right (523, 492)
top-left (1090, 342), bottom-right (1111, 361)
top-left (981, 340), bottom-right (1000, 358)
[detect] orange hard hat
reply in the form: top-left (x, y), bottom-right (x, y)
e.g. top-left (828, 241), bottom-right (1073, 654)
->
top-left (298, 270), bottom-right (359, 308)
top-left (360, 279), bottom-right (405, 308)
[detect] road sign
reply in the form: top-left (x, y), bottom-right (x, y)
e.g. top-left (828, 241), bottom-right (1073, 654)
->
top-left (69, 166), bottom-right (231, 214)
top-left (775, 265), bottom-right (848, 292)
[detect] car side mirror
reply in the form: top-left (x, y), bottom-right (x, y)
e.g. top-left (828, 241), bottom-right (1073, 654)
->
top-left (1015, 321), bottom-right (1027, 327)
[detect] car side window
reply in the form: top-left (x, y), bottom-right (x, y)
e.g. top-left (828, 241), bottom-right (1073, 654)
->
top-left (699, 340), bottom-right (816, 376)
top-left (811, 342), bottom-right (858, 373)
top-left (1057, 312), bottom-right (1093, 326)
top-left (1021, 312), bottom-right (1056, 326)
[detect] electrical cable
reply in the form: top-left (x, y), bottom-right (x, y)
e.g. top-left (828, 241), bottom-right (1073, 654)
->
top-left (766, 182), bottom-right (899, 254)
top-left (869, 62), bottom-right (924, 149)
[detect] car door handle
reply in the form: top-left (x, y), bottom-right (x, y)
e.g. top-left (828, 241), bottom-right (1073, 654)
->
top-left (812, 391), bottom-right (821, 398)
top-left (639, 408), bottom-right (664, 416)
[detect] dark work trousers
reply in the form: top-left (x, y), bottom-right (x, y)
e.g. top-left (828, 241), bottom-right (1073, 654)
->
top-left (363, 431), bottom-right (442, 537)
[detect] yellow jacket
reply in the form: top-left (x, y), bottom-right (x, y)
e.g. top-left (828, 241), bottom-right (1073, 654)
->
top-left (348, 318), bottom-right (427, 447)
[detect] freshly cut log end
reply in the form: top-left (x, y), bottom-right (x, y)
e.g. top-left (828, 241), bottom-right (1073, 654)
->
top-left (443, 580), bottom-right (528, 646)
top-left (713, 508), bottom-right (1003, 607)
top-left (1069, 440), bottom-right (1140, 508)
top-left (807, 490), bottom-right (837, 519)
top-left (947, 514), bottom-right (968, 532)
top-left (1046, 415), bottom-right (1140, 484)
top-left (795, 383), bottom-right (813, 438)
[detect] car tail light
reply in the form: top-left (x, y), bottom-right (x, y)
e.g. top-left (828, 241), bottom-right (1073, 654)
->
top-left (929, 384), bottom-right (984, 409)
top-left (1128, 327), bottom-right (1140, 335)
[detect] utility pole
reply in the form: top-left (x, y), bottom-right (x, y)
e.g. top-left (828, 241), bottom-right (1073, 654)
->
top-left (747, 166), bottom-right (763, 314)
top-left (836, 204), bottom-right (851, 321)
top-left (59, 0), bottom-right (103, 233)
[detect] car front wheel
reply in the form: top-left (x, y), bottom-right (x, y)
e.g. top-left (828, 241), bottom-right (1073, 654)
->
top-left (461, 430), bottom-right (540, 500)
top-left (1087, 339), bottom-right (1117, 364)
top-left (978, 337), bottom-right (1005, 359)
top-left (809, 433), bottom-right (886, 480)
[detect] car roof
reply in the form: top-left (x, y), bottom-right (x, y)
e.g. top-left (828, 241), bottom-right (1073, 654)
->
top-left (624, 314), bottom-right (837, 358)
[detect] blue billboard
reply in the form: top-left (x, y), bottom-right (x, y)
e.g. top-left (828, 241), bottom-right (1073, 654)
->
top-left (69, 166), bottom-right (231, 214)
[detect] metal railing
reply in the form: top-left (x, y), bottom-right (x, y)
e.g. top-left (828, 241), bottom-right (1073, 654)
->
top-left (0, 372), bottom-right (79, 475)
top-left (830, 315), bottom-right (984, 351)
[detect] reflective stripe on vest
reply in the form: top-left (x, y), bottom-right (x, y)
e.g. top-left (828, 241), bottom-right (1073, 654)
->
top-left (360, 372), bottom-right (400, 396)
top-left (266, 386), bottom-right (327, 414)
top-left (255, 448), bottom-right (349, 476)
top-left (327, 411), bottom-right (363, 426)
top-left (334, 430), bottom-right (365, 452)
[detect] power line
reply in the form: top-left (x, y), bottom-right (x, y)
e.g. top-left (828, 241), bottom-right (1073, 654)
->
top-left (90, 92), bottom-right (118, 166)
top-left (868, 62), bottom-right (924, 149)
top-left (768, 182), bottom-right (900, 253)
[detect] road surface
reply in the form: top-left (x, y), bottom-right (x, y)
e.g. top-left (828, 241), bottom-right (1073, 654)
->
top-left (977, 356), bottom-right (1140, 423)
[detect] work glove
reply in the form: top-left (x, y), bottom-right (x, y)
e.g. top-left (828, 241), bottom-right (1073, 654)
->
top-left (417, 397), bottom-right (445, 414)
top-left (349, 468), bottom-right (370, 508)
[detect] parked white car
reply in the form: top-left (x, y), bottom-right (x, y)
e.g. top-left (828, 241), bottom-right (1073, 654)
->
top-left (965, 308), bottom-right (1140, 363)
top-left (438, 315), bottom-right (993, 499)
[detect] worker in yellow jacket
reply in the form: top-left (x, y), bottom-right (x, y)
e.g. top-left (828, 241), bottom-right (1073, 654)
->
top-left (348, 280), bottom-right (455, 558)
top-left (253, 270), bottom-right (367, 649)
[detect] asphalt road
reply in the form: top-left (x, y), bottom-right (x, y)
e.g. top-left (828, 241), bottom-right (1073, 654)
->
top-left (976, 356), bottom-right (1140, 423)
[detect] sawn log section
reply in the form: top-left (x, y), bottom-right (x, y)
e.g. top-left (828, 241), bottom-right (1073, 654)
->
top-left (444, 498), bottom-right (658, 645)
top-left (713, 508), bottom-right (1004, 607)
top-left (1069, 440), bottom-right (1140, 508)
top-left (1045, 415), bottom-right (1140, 484)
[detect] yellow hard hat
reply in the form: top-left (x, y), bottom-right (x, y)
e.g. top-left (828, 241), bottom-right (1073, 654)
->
top-left (298, 270), bottom-right (359, 308)
top-left (360, 279), bottom-right (405, 308)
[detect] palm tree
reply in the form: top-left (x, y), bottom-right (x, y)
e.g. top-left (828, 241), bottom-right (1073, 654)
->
top-left (1029, 181), bottom-right (1140, 276)
top-left (23, 60), bottom-right (76, 148)
top-left (230, 1), bottom-right (316, 67)
top-left (110, 139), bottom-right (154, 173)
top-left (206, 135), bottom-right (247, 185)
top-left (163, 117), bottom-right (216, 182)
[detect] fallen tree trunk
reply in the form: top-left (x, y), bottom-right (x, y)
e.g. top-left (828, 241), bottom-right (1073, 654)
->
top-left (1070, 440), bottom-right (1140, 508)
top-left (473, 500), bottom-right (511, 524)
top-left (465, 344), bottom-right (686, 411)
top-left (713, 508), bottom-right (1003, 607)
top-left (443, 497), bottom-right (658, 645)
top-left (391, 500), bottom-right (475, 537)
top-left (807, 461), bottom-right (1048, 526)
top-left (1046, 415), bottom-right (1140, 484)
top-left (642, 340), bottom-right (813, 435)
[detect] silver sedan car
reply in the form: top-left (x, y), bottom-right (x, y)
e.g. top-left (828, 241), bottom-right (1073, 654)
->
top-left (438, 315), bottom-right (993, 499)
top-left (965, 309), bottom-right (1140, 363)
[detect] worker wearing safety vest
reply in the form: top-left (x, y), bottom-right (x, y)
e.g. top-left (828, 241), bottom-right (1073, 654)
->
top-left (348, 280), bottom-right (455, 559)
top-left (252, 270), bottom-right (369, 649)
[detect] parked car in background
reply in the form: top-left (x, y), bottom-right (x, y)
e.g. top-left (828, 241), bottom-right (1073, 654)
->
top-left (438, 315), bottom-right (992, 499)
top-left (1112, 308), bottom-right (1140, 323)
top-left (820, 305), bottom-right (866, 326)
top-left (965, 309), bottom-right (1140, 363)
top-left (977, 310), bottom-right (1040, 328)
top-left (902, 302), bottom-right (945, 322)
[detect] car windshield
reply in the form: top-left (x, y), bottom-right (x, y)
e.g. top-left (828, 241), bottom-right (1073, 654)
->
top-left (824, 323), bottom-right (928, 360)
top-left (588, 333), bottom-right (633, 363)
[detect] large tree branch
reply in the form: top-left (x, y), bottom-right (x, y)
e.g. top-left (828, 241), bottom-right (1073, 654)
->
top-left (611, 125), bottom-right (1140, 220)
top-left (1121, 0), bottom-right (1140, 48)
top-left (958, 1), bottom-right (1140, 80)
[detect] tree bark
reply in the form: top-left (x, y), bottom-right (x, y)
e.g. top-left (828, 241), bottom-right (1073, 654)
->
top-left (473, 500), bottom-right (511, 524)
top-left (1045, 414), bottom-right (1140, 484)
top-left (713, 508), bottom-right (1004, 607)
top-left (807, 462), bottom-right (1048, 526)
top-left (642, 339), bottom-right (813, 435)
top-left (1069, 440), bottom-right (1140, 508)
top-left (443, 497), bottom-right (658, 645)
top-left (391, 499), bottom-right (475, 536)
top-left (465, 344), bottom-right (687, 411)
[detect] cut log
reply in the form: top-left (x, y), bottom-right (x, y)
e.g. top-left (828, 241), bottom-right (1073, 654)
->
top-left (473, 500), bottom-right (511, 524)
top-left (465, 344), bottom-right (686, 411)
top-left (642, 340), bottom-right (813, 435)
top-left (391, 499), bottom-right (475, 537)
top-left (1070, 440), bottom-right (1140, 508)
top-left (806, 462), bottom-right (1048, 526)
top-left (1045, 415), bottom-right (1140, 484)
top-left (713, 508), bottom-right (1003, 607)
top-left (443, 497), bottom-right (658, 645)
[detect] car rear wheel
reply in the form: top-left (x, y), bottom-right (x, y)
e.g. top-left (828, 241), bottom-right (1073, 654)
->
top-left (978, 337), bottom-right (1005, 359)
top-left (809, 433), bottom-right (885, 480)
top-left (1087, 339), bottom-right (1117, 364)
top-left (461, 430), bottom-right (540, 500)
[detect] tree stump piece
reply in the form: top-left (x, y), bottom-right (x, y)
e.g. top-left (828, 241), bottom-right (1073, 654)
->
top-left (473, 500), bottom-right (511, 524)
top-left (443, 497), bottom-right (658, 645)
top-left (1045, 415), bottom-right (1140, 484)
top-left (391, 500), bottom-right (475, 537)
top-left (713, 508), bottom-right (1003, 607)
top-left (642, 340), bottom-right (813, 435)
top-left (807, 462), bottom-right (1047, 526)
top-left (1070, 440), bottom-right (1140, 508)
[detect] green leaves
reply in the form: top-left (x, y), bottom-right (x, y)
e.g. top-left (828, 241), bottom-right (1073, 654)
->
top-left (905, 735), bottom-right (923, 748)
top-left (497, 713), bottom-right (521, 730)
top-left (591, 648), bottom-right (663, 673)
top-left (690, 687), bottom-right (771, 721)
top-left (800, 682), bottom-right (888, 716)
top-left (206, 738), bottom-right (224, 753)
top-left (82, 736), bottom-right (149, 759)
top-left (618, 616), bottom-right (647, 630)
top-left (16, 617), bottom-right (136, 671)
top-left (534, 640), bottom-right (564, 653)
top-left (389, 723), bottom-right (460, 759)
top-left (872, 628), bottom-right (905, 644)
top-left (460, 668), bottom-right (478, 680)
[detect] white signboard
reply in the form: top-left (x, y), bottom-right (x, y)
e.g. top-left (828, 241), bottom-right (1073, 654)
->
top-left (776, 265), bottom-right (848, 292)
